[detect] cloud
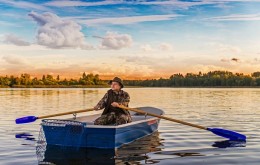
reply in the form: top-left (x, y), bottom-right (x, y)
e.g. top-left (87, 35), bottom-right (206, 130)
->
top-left (123, 55), bottom-right (176, 67)
top-left (100, 32), bottom-right (133, 50)
top-left (78, 14), bottom-right (181, 26)
top-left (0, 20), bottom-right (18, 27)
top-left (190, 64), bottom-right (227, 73)
top-left (140, 44), bottom-right (154, 52)
top-left (3, 34), bottom-right (31, 46)
top-left (2, 0), bottom-right (260, 12)
top-left (0, 0), bottom-right (49, 11)
top-left (220, 45), bottom-right (241, 53)
top-left (139, 42), bottom-right (172, 52)
top-left (231, 58), bottom-right (240, 62)
top-left (208, 42), bottom-right (241, 53)
top-left (137, 0), bottom-right (220, 9)
top-left (124, 56), bottom-right (157, 65)
top-left (122, 55), bottom-right (232, 78)
top-left (44, 0), bottom-right (260, 9)
top-left (159, 43), bottom-right (173, 51)
top-left (220, 58), bottom-right (230, 62)
top-left (221, 58), bottom-right (240, 62)
top-left (205, 13), bottom-right (260, 21)
top-left (28, 11), bottom-right (93, 49)
top-left (45, 0), bottom-right (119, 7)
top-left (2, 55), bottom-right (29, 65)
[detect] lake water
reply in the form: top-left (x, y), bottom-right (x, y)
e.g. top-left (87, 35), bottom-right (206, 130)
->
top-left (0, 88), bottom-right (259, 165)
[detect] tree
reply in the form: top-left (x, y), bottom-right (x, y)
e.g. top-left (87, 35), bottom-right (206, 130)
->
top-left (56, 75), bottom-right (60, 81)
top-left (252, 72), bottom-right (260, 78)
top-left (20, 74), bottom-right (31, 85)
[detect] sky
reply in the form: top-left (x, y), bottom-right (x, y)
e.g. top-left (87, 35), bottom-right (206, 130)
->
top-left (0, 0), bottom-right (260, 79)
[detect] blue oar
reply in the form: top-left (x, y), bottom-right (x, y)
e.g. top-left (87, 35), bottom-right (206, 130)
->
top-left (119, 106), bottom-right (246, 141)
top-left (15, 108), bottom-right (94, 124)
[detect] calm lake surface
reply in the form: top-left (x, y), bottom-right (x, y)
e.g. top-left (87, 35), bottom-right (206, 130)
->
top-left (0, 88), bottom-right (259, 165)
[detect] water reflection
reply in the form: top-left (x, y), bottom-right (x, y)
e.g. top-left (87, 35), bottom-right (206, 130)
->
top-left (154, 140), bottom-right (246, 159)
top-left (15, 132), bottom-right (36, 141)
top-left (2, 88), bottom-right (258, 165)
top-left (155, 151), bottom-right (204, 157)
top-left (212, 140), bottom-right (246, 148)
top-left (36, 132), bottom-right (162, 165)
top-left (32, 129), bottom-right (247, 165)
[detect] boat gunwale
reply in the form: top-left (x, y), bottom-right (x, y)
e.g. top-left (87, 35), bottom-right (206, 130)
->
top-left (41, 116), bottom-right (162, 128)
top-left (41, 107), bottom-right (165, 129)
top-left (85, 116), bottom-right (162, 129)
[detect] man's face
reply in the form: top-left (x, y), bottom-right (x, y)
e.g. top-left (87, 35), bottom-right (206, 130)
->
top-left (111, 81), bottom-right (121, 91)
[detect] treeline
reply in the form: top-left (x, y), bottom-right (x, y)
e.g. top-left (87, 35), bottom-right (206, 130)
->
top-left (0, 73), bottom-right (105, 87)
top-left (124, 71), bottom-right (260, 87)
top-left (0, 71), bottom-right (260, 88)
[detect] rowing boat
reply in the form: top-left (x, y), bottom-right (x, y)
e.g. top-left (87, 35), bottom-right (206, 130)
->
top-left (40, 107), bottom-right (164, 148)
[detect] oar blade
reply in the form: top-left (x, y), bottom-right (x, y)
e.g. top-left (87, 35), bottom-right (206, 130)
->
top-left (15, 116), bottom-right (38, 124)
top-left (207, 128), bottom-right (246, 141)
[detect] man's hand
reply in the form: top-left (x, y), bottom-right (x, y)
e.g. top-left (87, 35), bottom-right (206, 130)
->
top-left (111, 102), bottom-right (119, 107)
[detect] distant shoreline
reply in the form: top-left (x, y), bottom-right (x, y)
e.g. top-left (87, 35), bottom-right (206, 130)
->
top-left (0, 85), bottom-right (259, 88)
top-left (0, 85), bottom-right (141, 88)
top-left (1, 71), bottom-right (260, 88)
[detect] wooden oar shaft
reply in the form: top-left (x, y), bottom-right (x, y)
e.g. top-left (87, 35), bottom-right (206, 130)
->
top-left (119, 106), bottom-right (207, 130)
top-left (38, 108), bottom-right (94, 119)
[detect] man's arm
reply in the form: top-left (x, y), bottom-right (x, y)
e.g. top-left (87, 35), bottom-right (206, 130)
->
top-left (111, 91), bottom-right (130, 107)
top-left (119, 92), bottom-right (130, 107)
top-left (94, 93), bottom-right (108, 110)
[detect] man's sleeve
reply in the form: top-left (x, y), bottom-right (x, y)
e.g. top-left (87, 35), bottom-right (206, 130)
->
top-left (120, 92), bottom-right (130, 107)
top-left (95, 93), bottom-right (108, 110)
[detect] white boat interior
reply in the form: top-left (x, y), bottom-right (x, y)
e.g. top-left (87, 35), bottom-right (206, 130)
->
top-left (67, 107), bottom-right (164, 126)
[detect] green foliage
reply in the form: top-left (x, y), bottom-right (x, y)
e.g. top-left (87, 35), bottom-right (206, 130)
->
top-left (124, 71), bottom-right (260, 87)
top-left (0, 73), bottom-right (104, 87)
top-left (0, 71), bottom-right (259, 87)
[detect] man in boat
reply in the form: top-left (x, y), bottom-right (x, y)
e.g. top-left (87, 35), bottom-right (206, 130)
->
top-left (93, 77), bottom-right (132, 125)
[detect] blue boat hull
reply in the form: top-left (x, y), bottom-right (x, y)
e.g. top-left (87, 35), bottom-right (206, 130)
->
top-left (41, 107), bottom-right (163, 148)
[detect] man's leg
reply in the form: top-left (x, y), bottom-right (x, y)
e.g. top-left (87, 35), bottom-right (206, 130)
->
top-left (116, 114), bottom-right (132, 125)
top-left (94, 112), bottom-right (116, 125)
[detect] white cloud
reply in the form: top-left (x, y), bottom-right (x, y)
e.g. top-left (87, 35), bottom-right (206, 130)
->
top-left (220, 58), bottom-right (230, 62)
top-left (0, 20), bottom-right (18, 27)
top-left (137, 0), bottom-right (218, 9)
top-left (28, 11), bottom-right (93, 49)
top-left (222, 45), bottom-right (241, 53)
top-left (139, 43), bottom-right (172, 52)
top-left (159, 43), bottom-right (173, 51)
top-left (100, 32), bottom-right (133, 50)
top-left (205, 13), bottom-right (260, 21)
top-left (45, 0), bottom-right (119, 7)
top-left (2, 0), bottom-right (260, 12)
top-left (2, 55), bottom-right (29, 65)
top-left (220, 58), bottom-right (241, 63)
top-left (208, 42), bottom-right (241, 53)
top-left (3, 34), bottom-right (31, 46)
top-left (140, 44), bottom-right (154, 52)
top-left (45, 0), bottom-right (260, 9)
top-left (123, 55), bottom-right (175, 67)
top-left (79, 14), bottom-right (181, 26)
top-left (190, 64), bottom-right (227, 73)
top-left (0, 0), bottom-right (49, 11)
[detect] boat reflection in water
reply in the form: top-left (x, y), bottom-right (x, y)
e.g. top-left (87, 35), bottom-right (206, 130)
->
top-left (36, 131), bottom-right (162, 165)
top-left (18, 130), bottom-right (246, 164)
top-left (18, 129), bottom-right (246, 165)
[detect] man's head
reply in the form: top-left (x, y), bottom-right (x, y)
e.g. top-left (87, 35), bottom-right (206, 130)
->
top-left (108, 77), bottom-right (124, 91)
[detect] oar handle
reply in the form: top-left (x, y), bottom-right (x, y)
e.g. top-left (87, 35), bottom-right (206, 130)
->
top-left (119, 105), bottom-right (207, 130)
top-left (38, 108), bottom-right (94, 119)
